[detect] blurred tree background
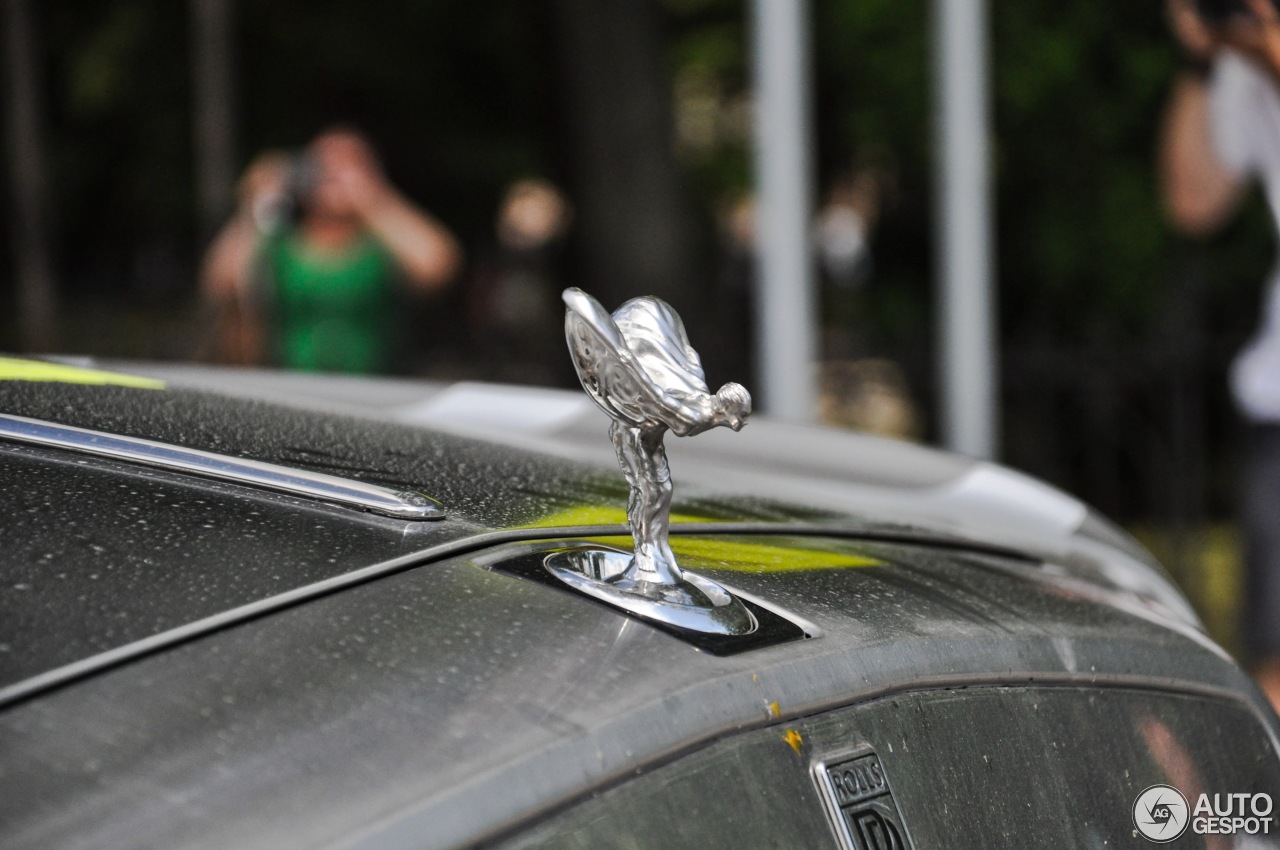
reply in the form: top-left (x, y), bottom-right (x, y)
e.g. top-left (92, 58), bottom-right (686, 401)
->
top-left (2, 0), bottom-right (1275, 581)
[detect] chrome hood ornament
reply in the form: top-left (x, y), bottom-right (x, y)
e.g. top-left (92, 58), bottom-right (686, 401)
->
top-left (548, 287), bottom-right (755, 635)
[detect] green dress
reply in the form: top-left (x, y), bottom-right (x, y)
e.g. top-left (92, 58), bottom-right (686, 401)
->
top-left (260, 231), bottom-right (399, 374)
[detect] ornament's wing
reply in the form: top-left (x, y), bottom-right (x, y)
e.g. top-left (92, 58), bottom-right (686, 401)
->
top-left (562, 288), bottom-right (667, 425)
top-left (610, 297), bottom-right (711, 397)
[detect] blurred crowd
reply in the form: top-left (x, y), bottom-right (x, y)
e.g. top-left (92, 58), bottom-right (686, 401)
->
top-left (1160, 0), bottom-right (1280, 709)
top-left (198, 125), bottom-right (916, 437)
top-left (200, 127), bottom-right (570, 382)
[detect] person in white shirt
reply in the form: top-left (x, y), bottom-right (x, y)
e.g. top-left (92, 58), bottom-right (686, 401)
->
top-left (1161, 0), bottom-right (1280, 708)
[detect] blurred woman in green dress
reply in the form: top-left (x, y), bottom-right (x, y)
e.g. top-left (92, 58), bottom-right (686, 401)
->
top-left (202, 127), bottom-right (461, 373)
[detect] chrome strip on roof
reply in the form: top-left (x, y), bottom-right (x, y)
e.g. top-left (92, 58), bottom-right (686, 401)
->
top-left (0, 413), bottom-right (444, 521)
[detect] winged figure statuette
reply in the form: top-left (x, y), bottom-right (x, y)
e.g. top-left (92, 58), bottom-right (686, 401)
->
top-left (547, 288), bottom-right (756, 635)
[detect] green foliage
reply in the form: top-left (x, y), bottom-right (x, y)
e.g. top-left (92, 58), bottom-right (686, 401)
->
top-left (667, 0), bottom-right (1264, 343)
top-left (17, 0), bottom-right (1276, 399)
top-left (46, 2), bottom-right (192, 246)
top-left (993, 0), bottom-right (1174, 333)
top-left (28, 0), bottom-right (561, 307)
top-left (240, 0), bottom-right (560, 228)
top-left (664, 0), bottom-right (1273, 518)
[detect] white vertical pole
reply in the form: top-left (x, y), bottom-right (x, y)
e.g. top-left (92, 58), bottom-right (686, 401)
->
top-left (934, 0), bottom-right (997, 458)
top-left (751, 0), bottom-right (817, 422)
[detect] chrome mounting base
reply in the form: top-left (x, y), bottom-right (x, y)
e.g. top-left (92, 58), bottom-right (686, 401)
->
top-left (544, 548), bottom-right (757, 636)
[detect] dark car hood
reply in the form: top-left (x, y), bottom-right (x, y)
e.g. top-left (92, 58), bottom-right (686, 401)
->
top-left (0, 367), bottom-right (943, 701)
top-left (0, 360), bottom-right (1270, 850)
top-left (0, 361), bottom-right (1194, 703)
top-left (0, 534), bottom-right (1260, 850)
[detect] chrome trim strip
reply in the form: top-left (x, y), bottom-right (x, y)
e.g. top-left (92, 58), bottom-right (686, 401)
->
top-left (0, 413), bottom-right (444, 521)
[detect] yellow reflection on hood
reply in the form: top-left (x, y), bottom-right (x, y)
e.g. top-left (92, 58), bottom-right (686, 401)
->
top-left (574, 535), bottom-right (882, 573)
top-left (0, 358), bottom-right (164, 390)
top-left (520, 505), bottom-right (714, 528)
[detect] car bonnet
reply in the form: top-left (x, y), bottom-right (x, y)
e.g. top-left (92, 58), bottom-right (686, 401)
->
top-left (0, 362), bottom-right (1269, 850)
top-left (0, 366), bottom-right (975, 704)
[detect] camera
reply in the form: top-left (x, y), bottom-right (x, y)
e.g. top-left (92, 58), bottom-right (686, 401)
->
top-left (287, 153), bottom-right (319, 208)
top-left (1195, 0), bottom-right (1280, 25)
top-left (248, 152), bottom-right (315, 233)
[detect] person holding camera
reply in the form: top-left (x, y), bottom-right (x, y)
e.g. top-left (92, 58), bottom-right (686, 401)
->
top-left (201, 127), bottom-right (461, 372)
top-left (1161, 0), bottom-right (1280, 708)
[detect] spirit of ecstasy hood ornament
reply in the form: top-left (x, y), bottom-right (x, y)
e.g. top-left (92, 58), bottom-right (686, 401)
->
top-left (547, 288), bottom-right (756, 635)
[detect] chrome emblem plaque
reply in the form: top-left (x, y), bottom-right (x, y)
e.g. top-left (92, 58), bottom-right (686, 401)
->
top-left (814, 751), bottom-right (914, 850)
